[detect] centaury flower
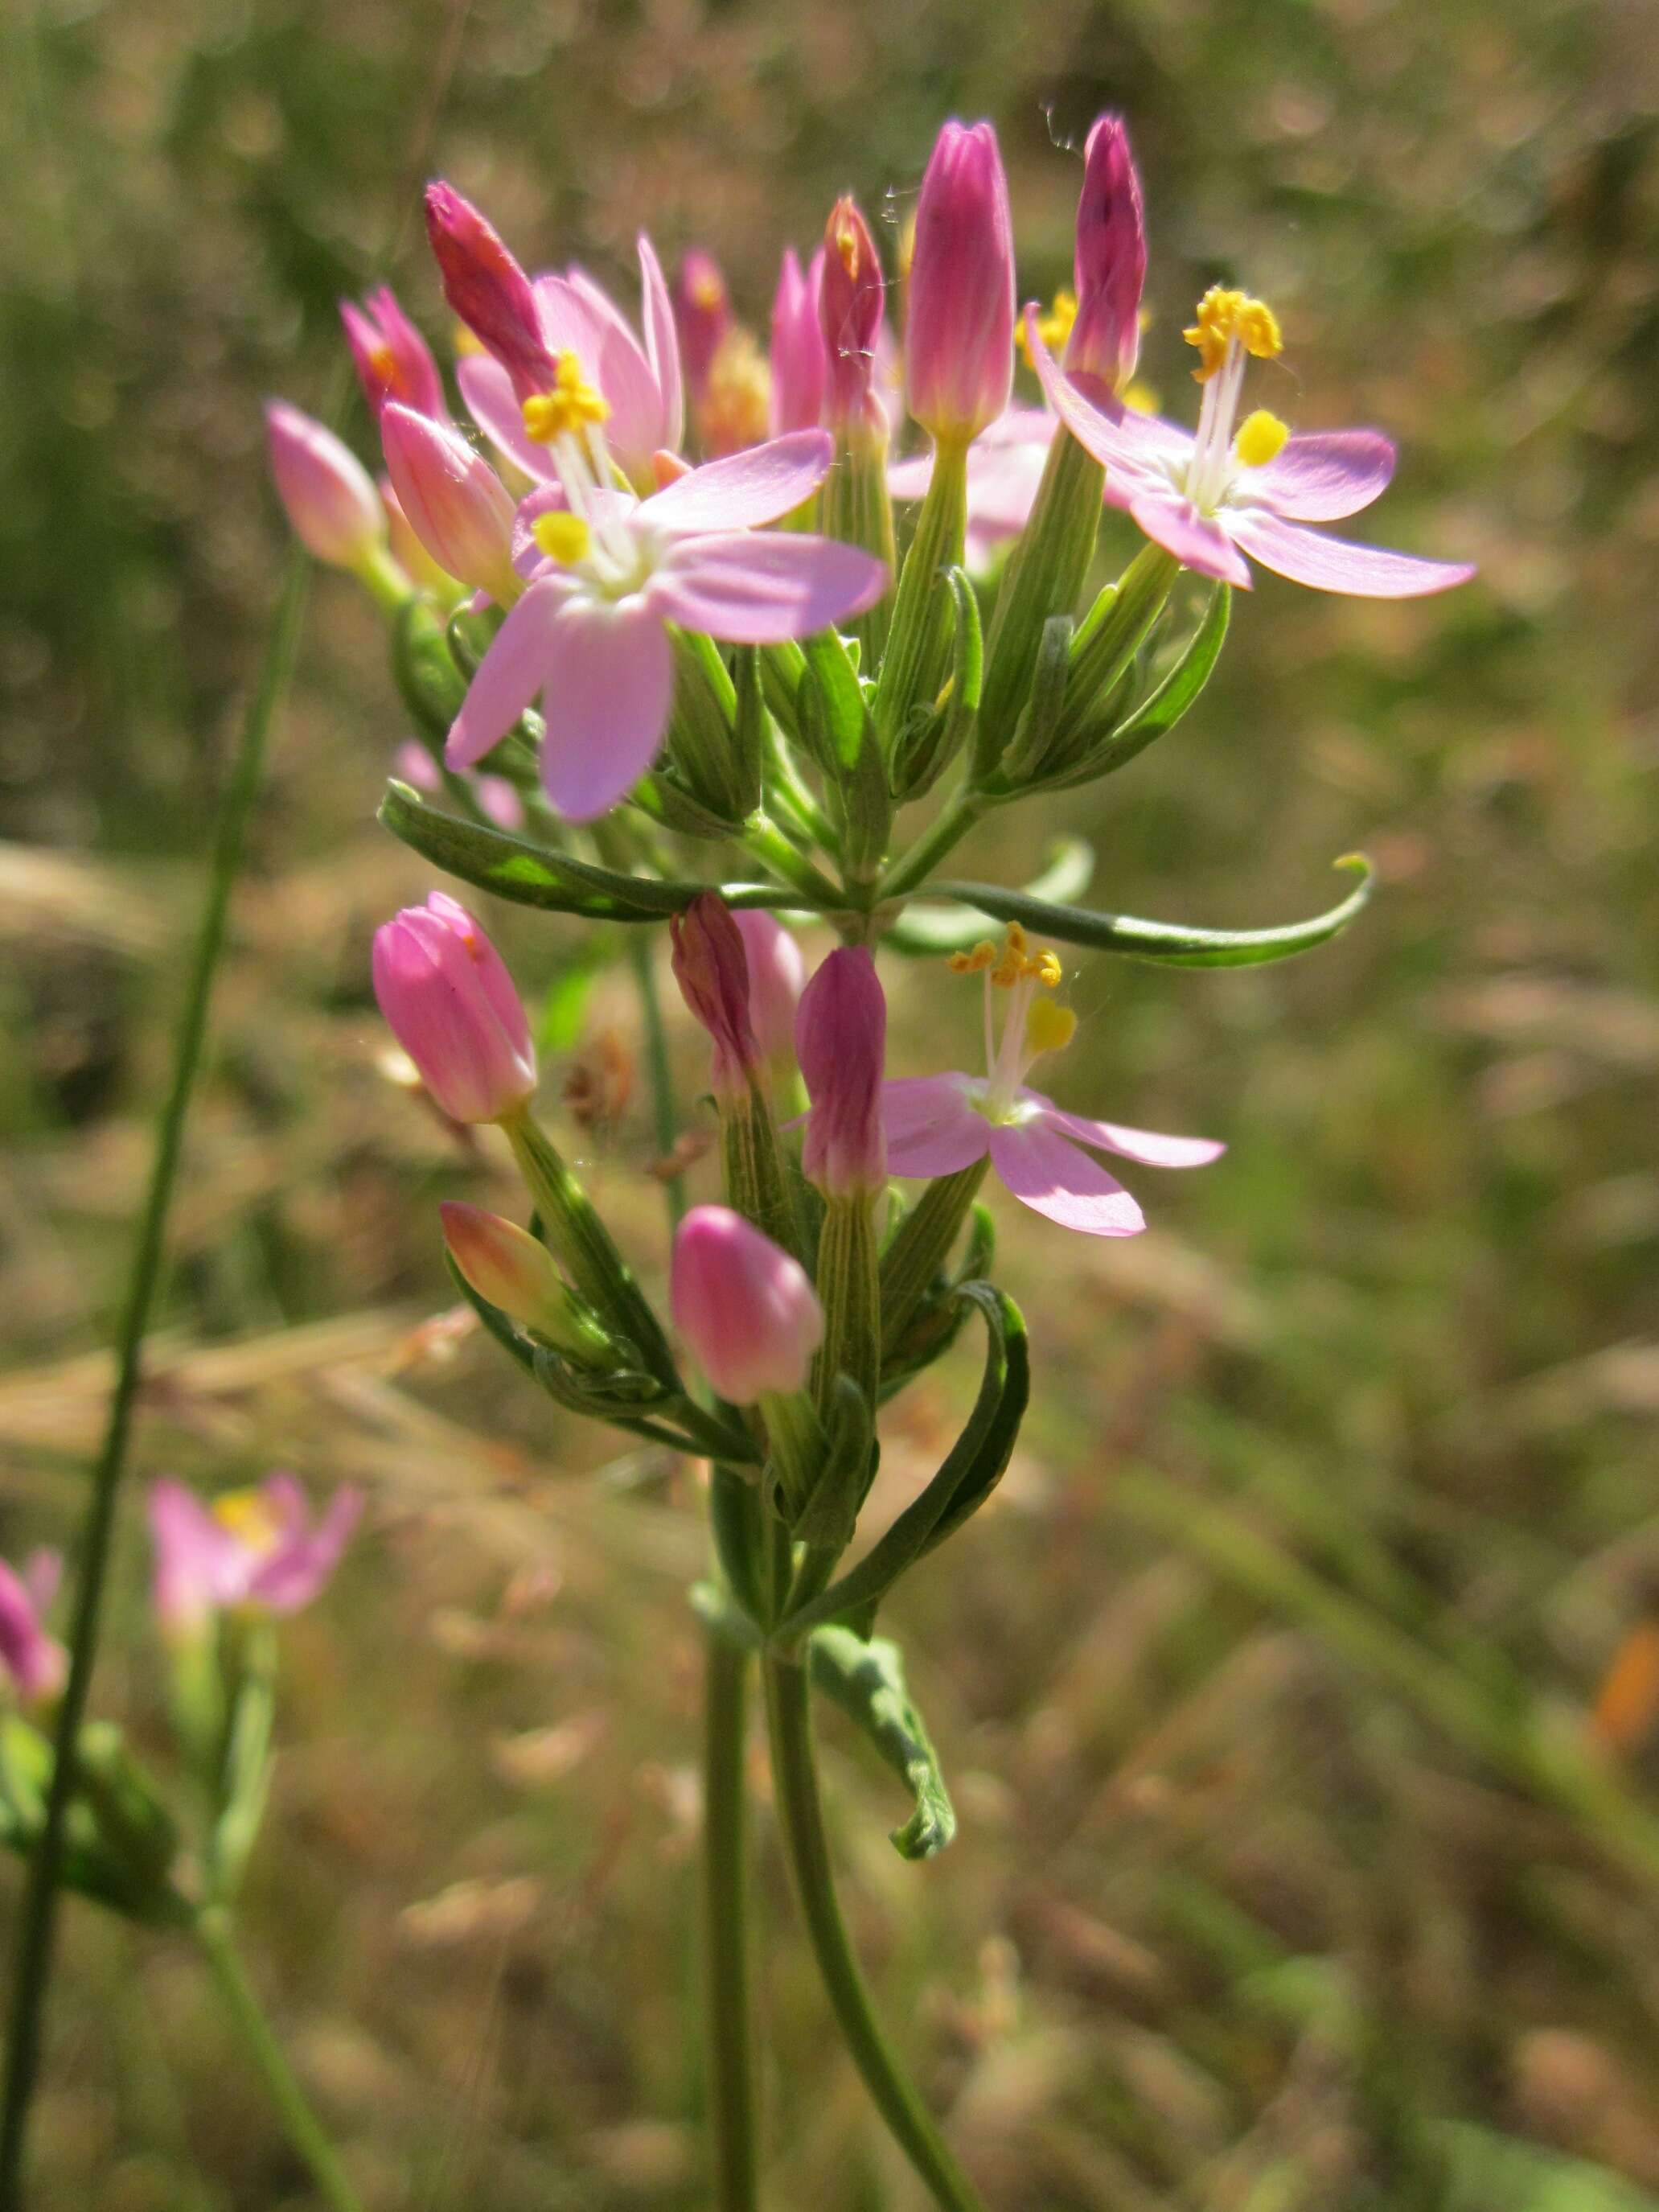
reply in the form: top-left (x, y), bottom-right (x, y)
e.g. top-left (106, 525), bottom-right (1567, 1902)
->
top-left (882, 927), bottom-right (1222, 1235)
top-left (149, 1476), bottom-right (362, 1639)
top-left (0, 1552), bottom-right (66, 1706)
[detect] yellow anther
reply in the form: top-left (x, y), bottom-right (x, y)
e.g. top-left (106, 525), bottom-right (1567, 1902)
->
top-left (522, 351), bottom-right (611, 443)
top-left (897, 209), bottom-right (918, 285)
top-left (949, 939), bottom-right (999, 975)
top-left (212, 1488), bottom-right (282, 1551)
top-left (1122, 377), bottom-right (1159, 417)
top-left (1025, 997), bottom-right (1077, 1059)
top-left (532, 510), bottom-right (592, 566)
top-left (453, 323), bottom-right (483, 356)
top-left (1182, 286), bottom-right (1283, 381)
top-left (1016, 288), bottom-right (1078, 364)
top-left (1234, 408), bottom-right (1289, 468)
top-left (976, 922), bottom-right (1062, 989)
top-left (835, 220), bottom-right (862, 279)
top-left (690, 270), bottom-right (724, 311)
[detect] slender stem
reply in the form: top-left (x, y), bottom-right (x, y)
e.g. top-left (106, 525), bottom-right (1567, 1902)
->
top-left (762, 1654), bottom-right (988, 2212)
top-left (194, 1913), bottom-right (364, 2212)
top-left (741, 813), bottom-right (844, 910)
top-left (878, 783), bottom-right (987, 904)
top-left (628, 932), bottom-right (686, 1231)
top-left (702, 1630), bottom-right (760, 2212)
top-left (0, 549), bottom-right (312, 2206)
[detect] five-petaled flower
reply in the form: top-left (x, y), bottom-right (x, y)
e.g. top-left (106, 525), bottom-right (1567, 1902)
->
top-left (149, 1476), bottom-right (362, 1641)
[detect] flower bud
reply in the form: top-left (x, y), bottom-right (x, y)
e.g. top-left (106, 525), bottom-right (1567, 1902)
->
top-left (672, 249), bottom-right (733, 408)
top-left (1066, 114), bottom-right (1147, 391)
top-left (440, 1202), bottom-right (608, 1360)
top-left (0, 1552), bottom-right (65, 1706)
top-left (380, 404), bottom-right (519, 604)
top-left (424, 181), bottom-right (556, 402)
top-left (733, 911), bottom-right (805, 1071)
top-left (770, 247), bottom-right (827, 435)
top-left (671, 1206), bottom-right (823, 1404)
top-left (819, 197), bottom-right (886, 436)
top-left (265, 401), bottom-right (385, 569)
top-left (381, 478), bottom-right (462, 598)
top-left (341, 285), bottom-right (448, 421)
top-left (372, 891), bottom-right (536, 1125)
top-left (670, 893), bottom-right (760, 1100)
top-left (905, 120), bottom-right (1015, 446)
top-left (796, 947), bottom-right (886, 1196)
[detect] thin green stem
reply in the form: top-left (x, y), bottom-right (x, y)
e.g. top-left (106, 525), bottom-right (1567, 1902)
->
top-left (628, 932), bottom-right (686, 1231)
top-left (0, 549), bottom-right (312, 2206)
top-left (702, 1631), bottom-right (760, 2212)
top-left (194, 1913), bottom-right (363, 2212)
top-left (762, 1655), bottom-right (988, 2212)
top-left (878, 784), bottom-right (988, 904)
top-left (741, 813), bottom-right (844, 910)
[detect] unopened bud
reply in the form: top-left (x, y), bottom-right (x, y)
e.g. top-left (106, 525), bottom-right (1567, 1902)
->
top-left (905, 120), bottom-right (1015, 446)
top-left (424, 181), bottom-right (556, 402)
top-left (265, 401), bottom-right (385, 569)
top-left (440, 1203), bottom-right (610, 1362)
top-left (380, 404), bottom-right (519, 604)
top-left (372, 892), bottom-right (536, 1125)
top-left (671, 1206), bottom-right (823, 1404)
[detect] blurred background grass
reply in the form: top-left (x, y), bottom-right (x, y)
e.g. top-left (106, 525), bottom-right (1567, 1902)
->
top-left (2, 0), bottom-right (1659, 2205)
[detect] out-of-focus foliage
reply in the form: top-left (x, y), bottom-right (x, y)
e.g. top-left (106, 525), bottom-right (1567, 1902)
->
top-left (2, 0), bottom-right (1659, 2206)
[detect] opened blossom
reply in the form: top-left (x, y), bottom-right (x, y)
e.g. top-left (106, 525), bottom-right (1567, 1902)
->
top-left (0, 1552), bottom-right (66, 1705)
top-left (446, 411), bottom-right (886, 820)
top-left (149, 1476), bottom-right (361, 1639)
top-left (881, 927), bottom-right (1222, 1236)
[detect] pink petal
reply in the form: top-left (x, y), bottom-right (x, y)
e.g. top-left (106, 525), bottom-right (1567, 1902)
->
top-left (1027, 1094), bottom-right (1225, 1169)
top-left (1128, 491), bottom-right (1254, 587)
top-left (553, 272), bottom-right (663, 472)
top-left (537, 597), bottom-right (673, 820)
top-left (248, 1485), bottom-right (363, 1614)
top-left (643, 431), bottom-right (833, 532)
top-left (1228, 507), bottom-right (1476, 598)
top-left (988, 1120), bottom-right (1146, 1236)
top-left (1021, 304), bottom-right (1171, 487)
top-left (458, 353), bottom-right (556, 483)
top-left (637, 234), bottom-right (685, 454)
top-left (446, 578), bottom-right (568, 768)
top-left (649, 531), bottom-right (888, 644)
top-left (1248, 430), bottom-right (1395, 520)
top-left (881, 1075), bottom-right (992, 1178)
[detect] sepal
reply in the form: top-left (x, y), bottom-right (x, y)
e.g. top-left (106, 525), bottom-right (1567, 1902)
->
top-left (891, 566), bottom-right (982, 803)
top-left (999, 611), bottom-right (1074, 783)
top-left (791, 1374), bottom-right (878, 1553)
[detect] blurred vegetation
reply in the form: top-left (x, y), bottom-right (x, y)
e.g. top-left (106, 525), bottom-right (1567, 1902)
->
top-left (2, 0), bottom-right (1659, 2205)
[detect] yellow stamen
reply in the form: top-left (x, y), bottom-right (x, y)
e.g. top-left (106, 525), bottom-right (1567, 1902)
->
top-left (453, 323), bottom-right (483, 356)
top-left (835, 220), bottom-right (861, 280)
top-left (1122, 377), bottom-right (1159, 416)
top-left (690, 271), bottom-right (724, 312)
top-left (1025, 997), bottom-right (1077, 1058)
top-left (522, 351), bottom-right (611, 443)
top-left (1234, 408), bottom-right (1289, 468)
top-left (1182, 286), bottom-right (1283, 381)
top-left (1016, 288), bottom-right (1078, 365)
top-left (532, 511), bottom-right (592, 566)
top-left (949, 939), bottom-right (998, 975)
top-left (951, 924), bottom-right (1063, 988)
top-left (212, 1488), bottom-right (282, 1552)
top-left (897, 209), bottom-right (918, 285)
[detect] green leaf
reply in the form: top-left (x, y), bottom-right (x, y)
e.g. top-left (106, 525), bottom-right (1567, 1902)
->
top-left (793, 1375), bottom-right (877, 1552)
top-left (886, 838), bottom-right (1095, 955)
top-left (1001, 611), bottom-right (1074, 780)
top-left (925, 853), bottom-right (1375, 967)
top-left (1044, 582), bottom-right (1230, 788)
top-left (808, 1626), bottom-right (957, 1860)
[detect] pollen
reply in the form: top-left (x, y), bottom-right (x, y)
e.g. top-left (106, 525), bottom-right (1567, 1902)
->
top-left (522, 351), bottom-right (611, 443)
top-left (698, 330), bottom-right (772, 455)
top-left (1182, 286), bottom-right (1283, 381)
top-left (985, 923), bottom-right (1063, 989)
top-left (949, 939), bottom-right (999, 975)
top-left (835, 220), bottom-right (862, 279)
top-left (1016, 288), bottom-right (1078, 364)
top-left (212, 1488), bottom-right (281, 1551)
top-left (1234, 408), bottom-right (1289, 468)
top-left (1025, 997), bottom-right (1077, 1059)
top-left (532, 510), bottom-right (593, 566)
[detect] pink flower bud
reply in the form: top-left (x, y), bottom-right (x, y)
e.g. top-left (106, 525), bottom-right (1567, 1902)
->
top-left (381, 478), bottom-right (462, 598)
top-left (672, 249), bottom-right (733, 406)
top-left (440, 1203), bottom-right (577, 1341)
top-left (380, 404), bottom-right (518, 603)
top-left (671, 1205), bottom-right (823, 1404)
top-left (796, 947), bottom-right (886, 1195)
top-left (341, 285), bottom-right (449, 421)
top-left (670, 894), bottom-right (760, 1100)
top-left (819, 198), bottom-right (886, 434)
top-left (770, 247), bottom-right (827, 436)
top-left (372, 891), bottom-right (536, 1124)
top-left (1067, 114), bottom-right (1147, 390)
top-left (265, 401), bottom-right (385, 568)
top-left (0, 1552), bottom-right (65, 1706)
top-left (424, 181), bottom-right (556, 403)
top-left (733, 910), bottom-right (805, 1069)
top-left (905, 119), bottom-right (1016, 446)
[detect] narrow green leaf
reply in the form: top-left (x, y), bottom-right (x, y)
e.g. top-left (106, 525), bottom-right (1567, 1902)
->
top-left (1045, 582), bottom-right (1230, 788)
top-left (885, 839), bottom-right (1095, 954)
top-left (808, 1626), bottom-right (957, 1860)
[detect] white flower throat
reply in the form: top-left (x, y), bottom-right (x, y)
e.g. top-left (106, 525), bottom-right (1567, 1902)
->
top-left (1173, 287), bottom-right (1290, 516)
top-left (522, 352), bottom-right (658, 598)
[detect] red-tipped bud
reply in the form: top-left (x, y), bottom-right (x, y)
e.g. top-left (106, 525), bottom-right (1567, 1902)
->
top-left (672, 249), bottom-right (733, 405)
top-left (796, 947), bottom-right (886, 1195)
top-left (671, 1206), bottom-right (823, 1404)
top-left (424, 181), bottom-right (555, 402)
top-left (372, 892), bottom-right (536, 1125)
top-left (380, 405), bottom-right (518, 603)
top-left (1067, 114), bottom-right (1147, 390)
top-left (670, 893), bottom-right (760, 1100)
top-left (341, 286), bottom-right (449, 421)
top-left (439, 1202), bottom-right (605, 1359)
top-left (770, 248), bottom-right (827, 435)
top-left (733, 911), bottom-right (806, 1071)
top-left (265, 401), bottom-right (385, 569)
top-left (819, 198), bottom-right (886, 434)
top-left (905, 120), bottom-right (1016, 445)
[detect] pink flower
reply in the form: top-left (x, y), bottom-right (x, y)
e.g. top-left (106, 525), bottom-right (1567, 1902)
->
top-left (372, 892), bottom-right (536, 1124)
top-left (380, 403), bottom-right (518, 603)
top-left (733, 910), bottom-right (805, 1070)
top-left (670, 894), bottom-right (761, 1100)
top-left (672, 249), bottom-right (733, 407)
top-left (819, 197), bottom-right (886, 437)
top-left (881, 927), bottom-right (1222, 1236)
top-left (1024, 297), bottom-right (1475, 598)
top-left (905, 120), bottom-right (1016, 446)
top-left (424, 181), bottom-right (557, 404)
top-left (770, 248), bottom-right (827, 436)
top-left (446, 430), bottom-right (886, 821)
top-left (671, 1206), bottom-right (823, 1404)
top-left (149, 1477), bottom-right (361, 1638)
top-left (1067, 114), bottom-right (1147, 391)
top-left (265, 401), bottom-right (384, 569)
top-left (795, 947), bottom-right (886, 1197)
top-left (341, 285), bottom-right (449, 422)
top-left (0, 1552), bottom-right (66, 1706)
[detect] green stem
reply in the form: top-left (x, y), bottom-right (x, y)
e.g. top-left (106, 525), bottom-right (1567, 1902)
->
top-left (762, 1655), bottom-right (988, 2212)
top-left (878, 784), bottom-right (987, 904)
top-left (194, 1913), bottom-right (364, 2212)
top-left (702, 1633), bottom-right (760, 2212)
top-left (741, 813), bottom-right (844, 910)
top-left (0, 549), bottom-right (313, 2206)
top-left (627, 932), bottom-right (686, 1231)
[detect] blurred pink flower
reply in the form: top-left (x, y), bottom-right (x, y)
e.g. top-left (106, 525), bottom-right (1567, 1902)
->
top-left (148, 1477), bottom-right (361, 1638)
top-left (0, 1552), bottom-right (66, 1706)
top-left (672, 249), bottom-right (733, 407)
top-left (265, 402), bottom-right (384, 569)
top-left (341, 285), bottom-right (449, 422)
top-left (770, 247), bottom-right (827, 436)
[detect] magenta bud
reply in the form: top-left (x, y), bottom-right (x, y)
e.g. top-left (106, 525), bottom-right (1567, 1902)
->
top-left (372, 891), bottom-right (536, 1125)
top-left (265, 401), bottom-right (384, 568)
top-left (1067, 114), bottom-right (1147, 390)
top-left (341, 285), bottom-right (448, 421)
top-left (905, 119), bottom-right (1016, 445)
top-left (795, 947), bottom-right (886, 1196)
top-left (770, 247), bottom-right (827, 436)
top-left (380, 404), bottom-right (518, 603)
top-left (672, 249), bottom-right (733, 405)
top-left (380, 476), bottom-right (462, 598)
top-left (0, 1552), bottom-right (65, 1706)
top-left (424, 180), bottom-right (555, 402)
top-left (671, 1205), bottom-right (823, 1404)
top-left (670, 893), bottom-right (760, 1100)
top-left (819, 197), bottom-right (886, 432)
top-left (733, 910), bottom-right (805, 1069)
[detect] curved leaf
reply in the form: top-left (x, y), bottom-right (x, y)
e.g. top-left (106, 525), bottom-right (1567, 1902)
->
top-left (886, 838), bottom-right (1095, 955)
top-left (808, 1626), bottom-right (956, 1860)
top-left (1043, 582), bottom-right (1230, 789)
